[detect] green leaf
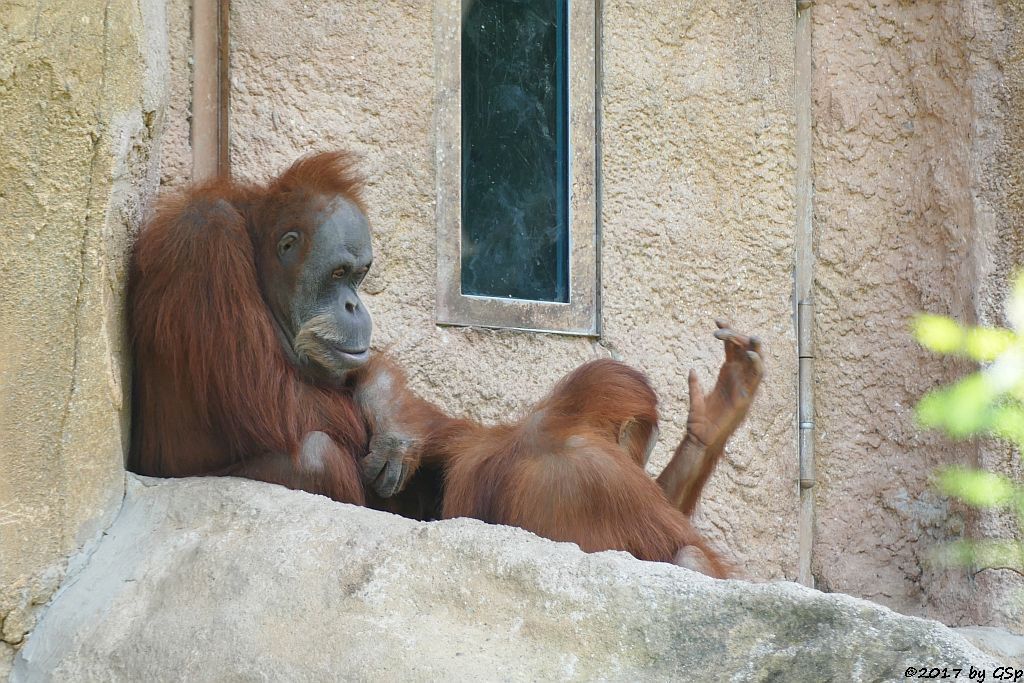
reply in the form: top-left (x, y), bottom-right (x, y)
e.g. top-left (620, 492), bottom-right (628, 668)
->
top-left (930, 540), bottom-right (978, 567)
top-left (988, 404), bottom-right (1024, 449)
top-left (964, 327), bottom-right (1017, 361)
top-left (915, 390), bottom-right (951, 430)
top-left (915, 280), bottom-right (1024, 576)
top-left (913, 314), bottom-right (964, 354)
top-left (937, 467), bottom-right (1016, 507)
top-left (971, 540), bottom-right (1024, 570)
top-left (915, 374), bottom-right (997, 437)
top-left (931, 539), bottom-right (1024, 570)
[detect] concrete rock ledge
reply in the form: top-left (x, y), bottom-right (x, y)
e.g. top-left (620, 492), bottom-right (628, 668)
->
top-left (13, 475), bottom-right (997, 682)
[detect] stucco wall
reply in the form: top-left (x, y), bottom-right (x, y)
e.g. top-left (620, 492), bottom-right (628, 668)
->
top-left (968, 0), bottom-right (1024, 629)
top-left (228, 0), bottom-right (799, 580)
top-left (0, 0), bottom-right (168, 673)
top-left (601, 1), bottom-right (798, 577)
top-left (812, 0), bottom-right (1024, 625)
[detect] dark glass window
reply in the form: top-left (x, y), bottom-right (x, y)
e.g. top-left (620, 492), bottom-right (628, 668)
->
top-left (461, 0), bottom-right (569, 303)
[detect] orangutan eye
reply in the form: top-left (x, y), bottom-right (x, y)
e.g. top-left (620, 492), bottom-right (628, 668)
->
top-left (332, 267), bottom-right (348, 280)
top-left (277, 231), bottom-right (300, 258)
top-left (354, 266), bottom-right (370, 285)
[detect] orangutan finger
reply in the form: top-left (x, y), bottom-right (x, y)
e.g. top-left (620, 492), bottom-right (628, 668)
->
top-left (688, 368), bottom-right (706, 409)
top-left (360, 451), bottom-right (387, 482)
top-left (375, 458), bottom-right (405, 498)
top-left (746, 350), bottom-right (765, 379)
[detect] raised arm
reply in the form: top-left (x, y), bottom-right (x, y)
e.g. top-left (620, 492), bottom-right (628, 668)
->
top-left (657, 321), bottom-right (764, 515)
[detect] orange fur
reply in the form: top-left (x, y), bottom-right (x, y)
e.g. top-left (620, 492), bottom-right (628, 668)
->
top-left (416, 361), bottom-right (730, 576)
top-left (129, 151), bottom-right (732, 577)
top-left (129, 155), bottom-right (369, 503)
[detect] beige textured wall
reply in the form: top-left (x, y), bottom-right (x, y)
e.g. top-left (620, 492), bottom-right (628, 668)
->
top-left (228, 0), bottom-right (799, 580)
top-left (160, 0), bottom-right (192, 189)
top-left (812, 0), bottom-right (1023, 625)
top-left (600, 1), bottom-right (798, 576)
top-left (969, 0), bottom-right (1024, 629)
top-left (0, 0), bottom-right (167, 673)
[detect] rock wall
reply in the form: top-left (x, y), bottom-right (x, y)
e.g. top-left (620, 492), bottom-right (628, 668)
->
top-left (0, 0), bottom-right (169, 674)
top-left (811, 0), bottom-right (1024, 625)
top-left (11, 476), bottom-right (997, 681)
top-left (159, 0), bottom-right (192, 189)
top-left (228, 0), bottom-right (799, 581)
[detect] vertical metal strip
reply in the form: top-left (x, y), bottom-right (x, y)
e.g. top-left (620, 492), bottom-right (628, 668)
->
top-left (192, 0), bottom-right (230, 181)
top-left (593, 0), bottom-right (603, 336)
top-left (795, 0), bottom-right (816, 588)
top-left (217, 0), bottom-right (231, 178)
top-left (799, 301), bottom-right (815, 487)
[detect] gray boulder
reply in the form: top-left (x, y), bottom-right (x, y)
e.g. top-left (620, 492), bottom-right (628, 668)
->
top-left (13, 475), bottom-right (996, 682)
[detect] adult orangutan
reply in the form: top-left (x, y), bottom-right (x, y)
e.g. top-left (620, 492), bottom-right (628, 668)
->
top-left (128, 151), bottom-right (763, 577)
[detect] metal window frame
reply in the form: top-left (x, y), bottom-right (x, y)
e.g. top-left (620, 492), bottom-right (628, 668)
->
top-left (434, 0), bottom-right (599, 336)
